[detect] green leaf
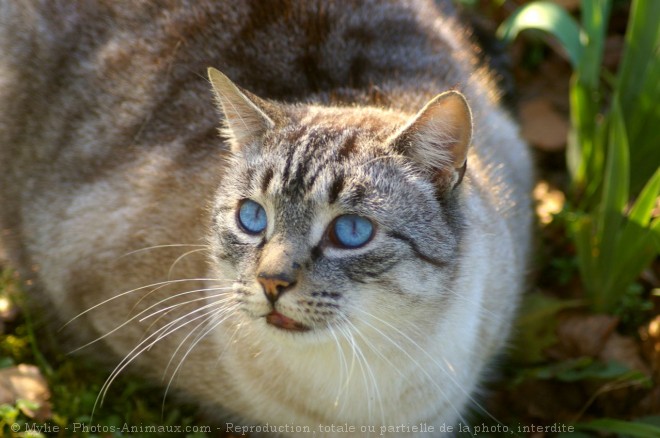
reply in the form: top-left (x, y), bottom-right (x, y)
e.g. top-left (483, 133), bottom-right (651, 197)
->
top-left (636, 416), bottom-right (660, 428)
top-left (628, 167), bottom-right (660, 227)
top-left (15, 398), bottom-right (40, 413)
top-left (610, 168), bottom-right (660, 292)
top-left (606, 119), bottom-right (659, 307)
top-left (570, 214), bottom-right (598, 295)
top-left (578, 0), bottom-right (611, 88)
top-left (617, 0), bottom-right (660, 118)
top-left (568, 79), bottom-right (596, 190)
top-left (0, 404), bottom-right (19, 421)
top-left (652, 218), bottom-right (660, 253)
top-left (578, 418), bottom-right (660, 438)
top-left (522, 358), bottom-right (648, 384)
top-left (593, 101), bottom-right (630, 310)
top-left (600, 101), bottom-right (630, 221)
top-left (566, 1), bottom-right (610, 202)
top-left (616, 0), bottom-right (660, 193)
top-left (556, 361), bottom-right (646, 383)
top-left (0, 357), bottom-right (14, 369)
top-left (497, 1), bottom-right (584, 67)
top-left (610, 233), bottom-right (656, 298)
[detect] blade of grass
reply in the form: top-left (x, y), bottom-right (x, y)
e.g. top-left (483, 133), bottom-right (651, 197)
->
top-left (569, 0), bottom-right (610, 205)
top-left (578, 0), bottom-right (610, 88)
top-left (627, 167), bottom-right (660, 226)
top-left (617, 0), bottom-right (660, 116)
top-left (599, 120), bottom-right (660, 301)
top-left (578, 418), bottom-right (660, 438)
top-left (612, 168), bottom-right (660, 287)
top-left (497, 1), bottom-right (584, 67)
top-left (652, 218), bottom-right (660, 253)
top-left (570, 214), bottom-right (598, 297)
top-left (597, 99), bottom-right (629, 226)
top-left (616, 0), bottom-right (660, 193)
top-left (594, 100), bottom-right (629, 311)
top-left (567, 79), bottom-right (596, 194)
top-left (610, 237), bottom-right (656, 297)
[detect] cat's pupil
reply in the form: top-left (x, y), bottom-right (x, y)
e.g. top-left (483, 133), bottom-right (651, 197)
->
top-left (238, 200), bottom-right (267, 234)
top-left (331, 214), bottom-right (374, 249)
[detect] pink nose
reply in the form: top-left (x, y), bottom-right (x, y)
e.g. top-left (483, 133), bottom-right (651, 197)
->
top-left (257, 274), bottom-right (294, 304)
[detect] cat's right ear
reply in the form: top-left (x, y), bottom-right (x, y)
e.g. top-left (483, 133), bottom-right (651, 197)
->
top-left (389, 91), bottom-right (472, 193)
top-left (208, 67), bottom-right (276, 153)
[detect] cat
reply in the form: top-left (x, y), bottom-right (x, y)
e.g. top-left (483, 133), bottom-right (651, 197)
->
top-left (0, 0), bottom-right (532, 436)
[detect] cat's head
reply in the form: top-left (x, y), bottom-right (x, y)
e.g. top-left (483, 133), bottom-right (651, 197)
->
top-left (207, 68), bottom-right (472, 343)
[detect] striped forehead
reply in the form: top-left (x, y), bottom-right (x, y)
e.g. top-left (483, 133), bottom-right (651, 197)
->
top-left (256, 125), bottom-right (367, 201)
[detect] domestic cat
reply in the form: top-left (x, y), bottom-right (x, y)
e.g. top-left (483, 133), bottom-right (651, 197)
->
top-left (0, 0), bottom-right (532, 436)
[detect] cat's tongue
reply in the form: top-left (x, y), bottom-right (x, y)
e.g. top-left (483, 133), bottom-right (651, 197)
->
top-left (266, 311), bottom-right (309, 332)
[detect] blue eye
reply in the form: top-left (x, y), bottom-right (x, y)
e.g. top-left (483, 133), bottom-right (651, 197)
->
top-left (237, 199), bottom-right (267, 234)
top-left (330, 214), bottom-right (374, 249)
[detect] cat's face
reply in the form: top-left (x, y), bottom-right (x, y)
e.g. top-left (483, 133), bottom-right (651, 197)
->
top-left (207, 69), bottom-right (472, 343)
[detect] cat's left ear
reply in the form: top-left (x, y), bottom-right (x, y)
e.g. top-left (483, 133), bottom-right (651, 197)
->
top-left (390, 91), bottom-right (472, 192)
top-left (208, 67), bottom-right (278, 153)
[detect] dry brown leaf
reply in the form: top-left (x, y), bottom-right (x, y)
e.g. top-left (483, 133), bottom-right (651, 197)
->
top-left (547, 313), bottom-right (619, 359)
top-left (0, 364), bottom-right (52, 421)
top-left (519, 98), bottom-right (569, 152)
top-left (633, 384), bottom-right (660, 415)
top-left (599, 331), bottom-right (651, 376)
top-left (487, 379), bottom-right (584, 424)
top-left (588, 332), bottom-right (652, 417)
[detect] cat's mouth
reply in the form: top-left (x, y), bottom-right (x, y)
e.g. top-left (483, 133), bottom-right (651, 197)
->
top-left (265, 311), bottom-right (310, 332)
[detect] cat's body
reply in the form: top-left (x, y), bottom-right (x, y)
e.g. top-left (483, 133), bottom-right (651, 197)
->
top-left (0, 0), bottom-right (532, 435)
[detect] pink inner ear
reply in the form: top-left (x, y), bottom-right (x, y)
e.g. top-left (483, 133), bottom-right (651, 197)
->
top-left (397, 91), bottom-right (472, 176)
top-left (208, 68), bottom-right (275, 153)
top-left (419, 92), bottom-right (472, 168)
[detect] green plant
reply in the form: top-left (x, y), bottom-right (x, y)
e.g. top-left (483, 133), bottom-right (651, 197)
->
top-left (577, 418), bottom-right (660, 438)
top-left (0, 266), bottom-right (210, 437)
top-left (499, 0), bottom-right (660, 313)
top-left (497, 1), bottom-right (660, 434)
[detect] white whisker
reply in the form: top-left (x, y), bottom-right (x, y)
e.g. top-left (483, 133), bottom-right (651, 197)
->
top-left (162, 303), bottom-right (239, 413)
top-left (350, 309), bottom-right (467, 426)
top-left (354, 307), bottom-right (505, 428)
top-left (328, 325), bottom-right (350, 407)
top-left (335, 324), bottom-right (377, 427)
top-left (167, 248), bottom-right (210, 279)
top-left (93, 298), bottom-right (232, 417)
top-left (119, 244), bottom-right (210, 259)
top-left (62, 277), bottom-right (228, 330)
top-left (343, 319), bottom-right (386, 431)
top-left (67, 286), bottom-right (231, 354)
top-left (138, 293), bottom-right (234, 347)
top-left (139, 290), bottom-right (232, 322)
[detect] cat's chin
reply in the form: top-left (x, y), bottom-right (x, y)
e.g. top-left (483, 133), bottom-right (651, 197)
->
top-left (265, 310), bottom-right (310, 333)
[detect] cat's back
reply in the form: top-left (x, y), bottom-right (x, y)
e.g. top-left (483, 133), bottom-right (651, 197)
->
top-left (0, 0), bottom-right (465, 106)
top-left (0, 0), bottom-right (523, 189)
top-left (0, 1), bottom-right (430, 166)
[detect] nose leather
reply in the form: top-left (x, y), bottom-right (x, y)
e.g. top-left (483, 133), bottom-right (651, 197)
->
top-left (257, 274), bottom-right (294, 303)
